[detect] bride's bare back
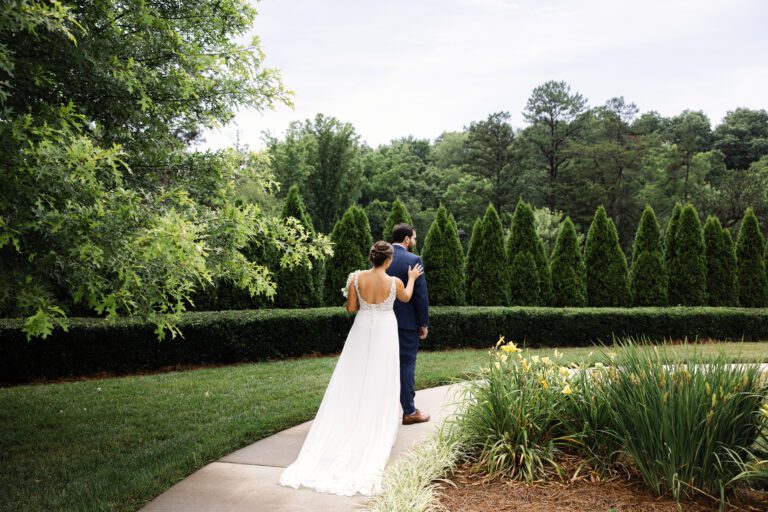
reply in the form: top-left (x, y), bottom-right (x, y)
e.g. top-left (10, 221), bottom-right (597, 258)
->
top-left (346, 265), bottom-right (423, 313)
top-left (355, 270), bottom-right (395, 304)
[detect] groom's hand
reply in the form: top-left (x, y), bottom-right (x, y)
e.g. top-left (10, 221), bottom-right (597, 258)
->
top-left (418, 326), bottom-right (428, 340)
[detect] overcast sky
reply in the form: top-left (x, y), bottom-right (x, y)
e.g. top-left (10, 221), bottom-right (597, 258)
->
top-left (200, 0), bottom-right (768, 150)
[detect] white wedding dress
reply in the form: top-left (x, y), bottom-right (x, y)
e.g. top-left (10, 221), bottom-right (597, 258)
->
top-left (278, 271), bottom-right (402, 496)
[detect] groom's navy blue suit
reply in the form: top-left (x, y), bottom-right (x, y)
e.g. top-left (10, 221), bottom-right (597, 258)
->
top-left (386, 244), bottom-right (429, 415)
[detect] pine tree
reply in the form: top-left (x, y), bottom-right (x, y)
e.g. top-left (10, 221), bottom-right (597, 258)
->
top-left (506, 199), bottom-right (551, 305)
top-left (704, 216), bottom-right (738, 306)
top-left (465, 204), bottom-right (508, 305)
top-left (735, 208), bottom-right (768, 307)
top-left (584, 206), bottom-right (630, 306)
top-left (549, 217), bottom-right (587, 306)
top-left (275, 185), bottom-right (323, 307)
top-left (349, 205), bottom-right (373, 257)
top-left (664, 203), bottom-right (682, 267)
top-left (382, 197), bottom-right (414, 241)
top-left (421, 205), bottom-right (465, 305)
top-left (324, 207), bottom-right (368, 305)
top-left (668, 204), bottom-right (707, 306)
top-left (630, 205), bottom-right (668, 306)
top-left (509, 251), bottom-right (540, 306)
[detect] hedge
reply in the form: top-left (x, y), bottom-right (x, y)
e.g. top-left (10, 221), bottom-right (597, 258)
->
top-left (2, 307), bottom-right (768, 383)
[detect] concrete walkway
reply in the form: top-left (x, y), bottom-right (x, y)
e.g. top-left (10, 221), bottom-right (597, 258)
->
top-left (141, 383), bottom-right (464, 512)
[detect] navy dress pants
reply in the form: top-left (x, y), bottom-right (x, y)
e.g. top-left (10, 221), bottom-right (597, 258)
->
top-left (398, 328), bottom-right (419, 415)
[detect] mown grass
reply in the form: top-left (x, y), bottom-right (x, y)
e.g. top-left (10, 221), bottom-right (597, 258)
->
top-left (1, 342), bottom-right (767, 512)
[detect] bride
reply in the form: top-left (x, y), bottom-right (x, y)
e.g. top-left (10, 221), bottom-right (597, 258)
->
top-left (278, 241), bottom-right (424, 496)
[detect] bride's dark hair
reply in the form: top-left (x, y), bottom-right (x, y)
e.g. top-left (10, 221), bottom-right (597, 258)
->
top-left (369, 241), bottom-right (394, 267)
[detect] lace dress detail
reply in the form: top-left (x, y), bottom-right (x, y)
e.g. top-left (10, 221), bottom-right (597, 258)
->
top-left (279, 269), bottom-right (401, 496)
top-left (354, 271), bottom-right (396, 311)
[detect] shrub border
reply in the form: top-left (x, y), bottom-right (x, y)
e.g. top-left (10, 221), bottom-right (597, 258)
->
top-left (2, 306), bottom-right (767, 383)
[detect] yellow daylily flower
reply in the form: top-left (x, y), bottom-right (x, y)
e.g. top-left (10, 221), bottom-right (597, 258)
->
top-left (561, 383), bottom-right (573, 395)
top-left (501, 342), bottom-right (522, 353)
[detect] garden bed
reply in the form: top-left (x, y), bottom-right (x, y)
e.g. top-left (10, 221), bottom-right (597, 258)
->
top-left (436, 462), bottom-right (768, 511)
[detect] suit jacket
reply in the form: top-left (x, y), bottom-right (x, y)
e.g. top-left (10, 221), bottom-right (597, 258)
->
top-left (386, 244), bottom-right (429, 330)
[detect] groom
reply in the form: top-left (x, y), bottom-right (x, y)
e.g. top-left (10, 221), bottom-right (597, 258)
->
top-left (387, 223), bottom-right (430, 425)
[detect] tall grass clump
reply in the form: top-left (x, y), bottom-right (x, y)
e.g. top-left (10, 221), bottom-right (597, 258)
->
top-left (451, 338), bottom-right (581, 481)
top-left (365, 429), bottom-right (462, 512)
top-left (598, 340), bottom-right (767, 502)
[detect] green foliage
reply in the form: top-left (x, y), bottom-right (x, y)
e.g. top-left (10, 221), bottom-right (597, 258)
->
top-left (4, 307), bottom-right (768, 382)
top-left (267, 114), bottom-right (364, 233)
top-left (463, 218), bottom-right (482, 293)
top-left (506, 199), bottom-right (552, 305)
top-left (703, 216), bottom-right (738, 306)
top-left (630, 205), bottom-right (668, 306)
top-left (735, 208), bottom-right (768, 307)
top-left (509, 252), bottom-right (540, 306)
top-left (597, 343), bottom-right (766, 501)
top-left (549, 217), bottom-right (587, 307)
top-left (0, 0), bottom-right (335, 339)
top-left (664, 203), bottom-right (682, 267)
top-left (713, 108), bottom-right (768, 170)
top-left (465, 205), bottom-right (508, 306)
top-left (462, 112), bottom-right (518, 213)
top-left (521, 80), bottom-right (588, 207)
top-left (455, 345), bottom-right (576, 480)
top-left (349, 205), bottom-right (373, 257)
top-left (324, 207), bottom-right (368, 305)
top-left (421, 206), bottom-right (465, 305)
top-left (274, 186), bottom-right (324, 307)
top-left (2, 0), bottom-right (289, 170)
top-left (668, 204), bottom-right (707, 306)
top-left (383, 197), bottom-right (414, 241)
top-left (533, 206), bottom-right (584, 258)
top-left (584, 206), bottom-right (630, 306)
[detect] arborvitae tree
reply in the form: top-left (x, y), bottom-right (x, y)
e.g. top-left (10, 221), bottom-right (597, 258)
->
top-left (549, 217), bottom-right (587, 307)
top-left (584, 206), bottom-right (630, 306)
top-left (630, 205), bottom-right (668, 306)
top-left (465, 204), bottom-right (509, 306)
top-left (664, 203), bottom-right (682, 267)
top-left (446, 214), bottom-right (466, 304)
top-left (668, 204), bottom-right (707, 306)
top-left (704, 216), bottom-right (738, 306)
top-left (724, 229), bottom-right (739, 304)
top-left (324, 207), bottom-right (368, 305)
top-left (349, 205), bottom-right (373, 258)
top-left (421, 205), bottom-right (465, 305)
top-left (464, 217), bottom-right (482, 296)
top-left (275, 185), bottom-right (323, 307)
top-left (509, 251), bottom-right (540, 306)
top-left (506, 199), bottom-right (551, 305)
top-left (735, 208), bottom-right (768, 307)
top-left (382, 197), bottom-right (414, 241)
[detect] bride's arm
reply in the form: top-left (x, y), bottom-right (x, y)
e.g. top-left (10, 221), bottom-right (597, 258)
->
top-left (395, 264), bottom-right (424, 303)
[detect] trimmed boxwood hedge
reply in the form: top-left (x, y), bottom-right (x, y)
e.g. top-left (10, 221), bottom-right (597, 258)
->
top-left (2, 307), bottom-right (768, 383)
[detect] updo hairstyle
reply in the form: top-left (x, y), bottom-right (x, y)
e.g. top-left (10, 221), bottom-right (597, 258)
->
top-left (369, 241), bottom-right (394, 267)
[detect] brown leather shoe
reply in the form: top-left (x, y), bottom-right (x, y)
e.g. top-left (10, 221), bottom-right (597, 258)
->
top-left (402, 409), bottom-right (430, 425)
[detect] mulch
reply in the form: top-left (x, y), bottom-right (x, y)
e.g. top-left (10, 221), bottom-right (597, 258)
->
top-left (436, 462), bottom-right (768, 512)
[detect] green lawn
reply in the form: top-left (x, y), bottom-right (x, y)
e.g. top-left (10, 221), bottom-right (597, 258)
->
top-left (1, 342), bottom-right (767, 512)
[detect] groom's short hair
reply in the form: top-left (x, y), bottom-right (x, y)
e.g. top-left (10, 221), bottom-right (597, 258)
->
top-left (391, 223), bottom-right (415, 243)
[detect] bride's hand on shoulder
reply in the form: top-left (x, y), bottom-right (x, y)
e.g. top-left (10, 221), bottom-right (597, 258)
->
top-left (408, 263), bottom-right (424, 280)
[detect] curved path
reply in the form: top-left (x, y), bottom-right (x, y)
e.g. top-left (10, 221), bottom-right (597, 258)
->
top-left (141, 383), bottom-right (464, 512)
